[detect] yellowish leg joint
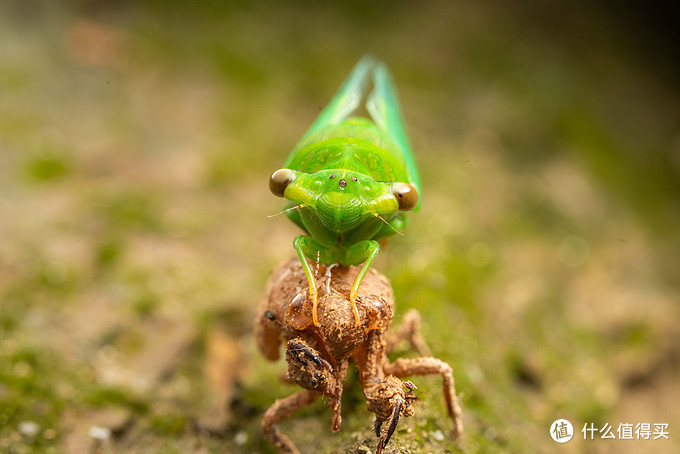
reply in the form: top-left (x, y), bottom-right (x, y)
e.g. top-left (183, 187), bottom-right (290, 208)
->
top-left (310, 285), bottom-right (319, 327)
top-left (349, 290), bottom-right (361, 327)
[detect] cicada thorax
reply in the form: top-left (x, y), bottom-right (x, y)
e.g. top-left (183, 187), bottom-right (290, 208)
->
top-left (286, 127), bottom-right (410, 187)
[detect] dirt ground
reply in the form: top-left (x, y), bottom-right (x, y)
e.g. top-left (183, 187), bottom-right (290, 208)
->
top-left (1, 1), bottom-right (679, 453)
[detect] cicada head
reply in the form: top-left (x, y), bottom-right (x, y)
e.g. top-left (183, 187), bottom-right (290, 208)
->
top-left (269, 168), bottom-right (418, 235)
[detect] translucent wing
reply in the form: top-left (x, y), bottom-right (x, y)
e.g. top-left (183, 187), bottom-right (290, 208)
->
top-left (367, 62), bottom-right (421, 193)
top-left (299, 55), bottom-right (376, 142)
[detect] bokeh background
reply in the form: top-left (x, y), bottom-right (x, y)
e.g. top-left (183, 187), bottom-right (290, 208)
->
top-left (1, 1), bottom-right (679, 453)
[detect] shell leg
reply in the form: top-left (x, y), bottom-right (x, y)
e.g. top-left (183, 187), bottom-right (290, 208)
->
top-left (261, 390), bottom-right (317, 454)
top-left (383, 357), bottom-right (463, 439)
top-left (385, 309), bottom-right (432, 357)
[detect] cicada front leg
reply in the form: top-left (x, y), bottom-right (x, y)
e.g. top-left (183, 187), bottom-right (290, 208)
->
top-left (343, 239), bottom-right (380, 327)
top-left (293, 235), bottom-right (338, 327)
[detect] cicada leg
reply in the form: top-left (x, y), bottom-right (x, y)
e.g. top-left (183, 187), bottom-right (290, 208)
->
top-left (294, 235), bottom-right (341, 327)
top-left (344, 239), bottom-right (380, 327)
top-left (293, 236), bottom-right (321, 326)
top-left (293, 236), bottom-right (380, 327)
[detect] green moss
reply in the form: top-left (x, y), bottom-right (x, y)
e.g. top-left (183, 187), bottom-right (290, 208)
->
top-left (0, 347), bottom-right (65, 451)
top-left (81, 386), bottom-right (149, 415)
top-left (21, 150), bottom-right (71, 183)
top-left (98, 191), bottom-right (162, 231)
top-left (149, 412), bottom-right (187, 436)
top-left (95, 237), bottom-right (124, 268)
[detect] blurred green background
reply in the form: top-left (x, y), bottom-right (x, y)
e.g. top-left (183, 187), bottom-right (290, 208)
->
top-left (1, 1), bottom-right (679, 453)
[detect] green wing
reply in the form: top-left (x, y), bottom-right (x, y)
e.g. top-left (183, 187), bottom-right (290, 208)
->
top-left (299, 55), bottom-right (375, 142)
top-left (290, 55), bottom-right (420, 193)
top-left (367, 62), bottom-right (421, 193)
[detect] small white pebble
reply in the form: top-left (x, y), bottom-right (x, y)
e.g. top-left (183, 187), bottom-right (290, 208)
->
top-left (431, 429), bottom-right (445, 441)
top-left (18, 421), bottom-right (40, 437)
top-left (234, 430), bottom-right (248, 446)
top-left (88, 426), bottom-right (111, 441)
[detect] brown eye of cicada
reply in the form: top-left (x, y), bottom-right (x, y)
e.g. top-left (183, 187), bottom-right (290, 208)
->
top-left (269, 169), bottom-right (296, 197)
top-left (392, 182), bottom-right (418, 211)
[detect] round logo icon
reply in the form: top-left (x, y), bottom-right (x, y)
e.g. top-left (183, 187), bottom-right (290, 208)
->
top-left (550, 419), bottom-right (574, 443)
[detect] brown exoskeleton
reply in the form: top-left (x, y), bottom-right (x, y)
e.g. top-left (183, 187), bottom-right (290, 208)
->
top-left (255, 258), bottom-right (463, 453)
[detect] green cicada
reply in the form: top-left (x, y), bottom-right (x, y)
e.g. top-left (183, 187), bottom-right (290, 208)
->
top-left (269, 56), bottom-right (420, 327)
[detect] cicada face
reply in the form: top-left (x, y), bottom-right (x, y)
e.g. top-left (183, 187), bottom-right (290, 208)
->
top-left (269, 168), bottom-right (417, 235)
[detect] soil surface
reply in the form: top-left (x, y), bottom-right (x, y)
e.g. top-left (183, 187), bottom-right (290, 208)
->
top-left (1, 1), bottom-right (679, 453)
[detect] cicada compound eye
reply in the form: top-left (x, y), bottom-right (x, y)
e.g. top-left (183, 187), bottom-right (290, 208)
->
top-left (269, 168), bottom-right (296, 198)
top-left (392, 182), bottom-right (418, 211)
